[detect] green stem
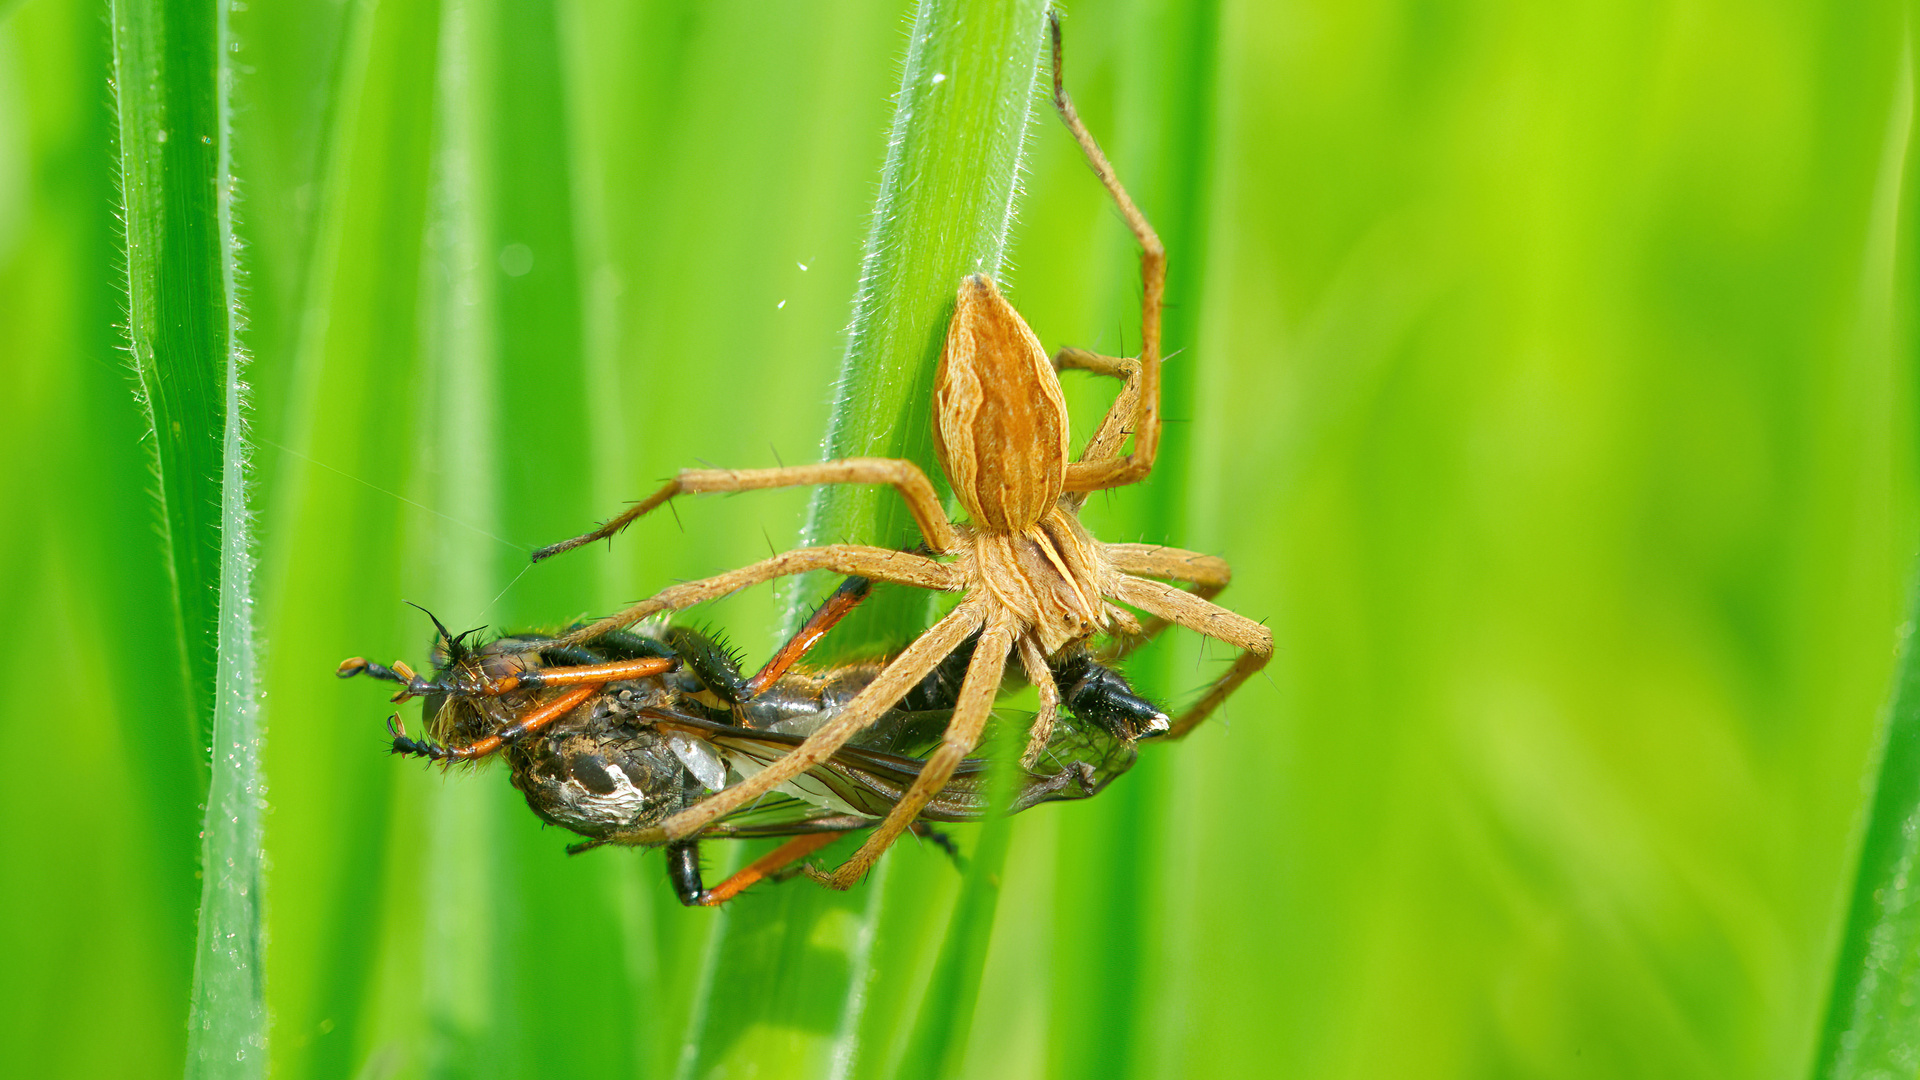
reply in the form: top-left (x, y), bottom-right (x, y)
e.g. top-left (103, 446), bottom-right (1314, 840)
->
top-left (790, 0), bottom-right (1052, 654)
top-left (112, 0), bottom-right (266, 1074)
top-left (677, 3), bottom-right (1049, 1076)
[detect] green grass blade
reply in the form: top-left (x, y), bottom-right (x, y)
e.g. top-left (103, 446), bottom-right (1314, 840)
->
top-left (893, 743), bottom-right (1022, 1080)
top-left (111, 0), bottom-right (266, 1074)
top-left (1023, 6), bottom-right (1220, 1076)
top-left (1815, 579), bottom-right (1920, 1076)
top-left (790, 0), bottom-right (1051, 653)
top-left (677, 3), bottom-right (1049, 1077)
top-left (111, 0), bottom-right (226, 760)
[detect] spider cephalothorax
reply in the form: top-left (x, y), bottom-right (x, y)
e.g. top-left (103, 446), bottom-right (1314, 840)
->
top-left (528, 13), bottom-right (1272, 889)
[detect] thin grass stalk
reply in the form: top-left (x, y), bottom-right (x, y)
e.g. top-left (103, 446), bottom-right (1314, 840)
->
top-left (110, 0), bottom-right (266, 1073)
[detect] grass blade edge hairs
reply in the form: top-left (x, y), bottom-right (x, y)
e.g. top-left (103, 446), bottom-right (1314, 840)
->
top-left (110, 0), bottom-right (267, 1074)
top-left (1814, 569), bottom-right (1920, 1079)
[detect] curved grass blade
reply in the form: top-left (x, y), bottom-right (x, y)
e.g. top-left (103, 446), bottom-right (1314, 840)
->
top-left (891, 735), bottom-right (1022, 1080)
top-left (1815, 577), bottom-right (1920, 1078)
top-left (110, 0), bottom-right (266, 1074)
top-left (677, 3), bottom-right (1051, 1077)
top-left (789, 0), bottom-right (1052, 655)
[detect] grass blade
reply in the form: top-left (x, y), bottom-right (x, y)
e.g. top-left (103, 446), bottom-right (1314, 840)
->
top-left (893, 744), bottom-right (1022, 1079)
top-left (1815, 577), bottom-right (1920, 1078)
top-left (111, 0), bottom-right (266, 1074)
top-left (790, 0), bottom-right (1051, 653)
top-left (111, 0), bottom-right (225, 761)
top-left (678, 3), bottom-right (1049, 1076)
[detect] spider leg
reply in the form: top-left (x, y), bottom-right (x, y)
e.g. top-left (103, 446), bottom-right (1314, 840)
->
top-left (1051, 13), bottom-right (1166, 495)
top-left (533, 458), bottom-right (958, 561)
top-left (1097, 543), bottom-right (1233, 660)
top-left (820, 612), bottom-right (1017, 890)
top-left (559, 545), bottom-right (957, 645)
top-left (1016, 634), bottom-right (1060, 768)
top-left (1054, 349), bottom-right (1143, 511)
top-left (1107, 574), bottom-right (1271, 739)
top-left (649, 600), bottom-right (990, 843)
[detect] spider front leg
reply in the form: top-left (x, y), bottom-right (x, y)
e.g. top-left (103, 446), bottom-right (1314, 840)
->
top-left (1050, 12), bottom-right (1166, 495)
top-left (559, 544), bottom-right (958, 645)
top-left (532, 458), bottom-right (958, 561)
top-left (1107, 573), bottom-right (1271, 739)
top-left (1016, 635), bottom-right (1062, 767)
top-left (1098, 542), bottom-right (1233, 660)
top-left (817, 611), bottom-right (1018, 890)
top-left (1054, 348), bottom-right (1146, 510)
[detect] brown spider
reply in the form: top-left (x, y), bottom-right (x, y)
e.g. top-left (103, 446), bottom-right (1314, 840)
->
top-left (530, 14), bottom-right (1272, 889)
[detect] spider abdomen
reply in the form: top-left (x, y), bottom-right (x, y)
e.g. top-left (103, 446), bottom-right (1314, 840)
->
top-left (933, 275), bottom-right (1071, 530)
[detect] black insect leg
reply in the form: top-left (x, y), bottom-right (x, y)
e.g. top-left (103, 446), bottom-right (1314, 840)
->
top-left (912, 823), bottom-right (967, 870)
top-left (666, 841), bottom-right (711, 907)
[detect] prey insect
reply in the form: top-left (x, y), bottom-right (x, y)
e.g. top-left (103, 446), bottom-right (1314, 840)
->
top-left (340, 588), bottom-right (1166, 905)
top-left (527, 14), bottom-right (1272, 889)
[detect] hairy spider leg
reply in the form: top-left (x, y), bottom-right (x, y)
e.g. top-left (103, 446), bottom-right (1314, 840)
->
top-left (812, 610), bottom-right (1018, 889)
top-left (1016, 635), bottom-right (1063, 766)
top-left (1051, 12), bottom-right (1166, 496)
top-left (1096, 543), bottom-right (1234, 661)
top-left (647, 599), bottom-right (990, 845)
top-left (1106, 573), bottom-right (1271, 739)
top-left (558, 545), bottom-right (958, 647)
top-left (1054, 347), bottom-right (1142, 490)
top-left (531, 459), bottom-right (959, 563)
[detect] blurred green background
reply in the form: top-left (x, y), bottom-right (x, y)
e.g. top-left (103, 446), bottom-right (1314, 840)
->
top-left (3, 0), bottom-right (1915, 1077)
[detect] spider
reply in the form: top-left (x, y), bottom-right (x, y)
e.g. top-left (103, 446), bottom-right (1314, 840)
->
top-left (529, 13), bottom-right (1272, 889)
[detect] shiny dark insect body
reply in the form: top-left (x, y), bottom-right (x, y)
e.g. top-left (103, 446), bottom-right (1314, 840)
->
top-left (341, 596), bottom-right (1165, 905)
